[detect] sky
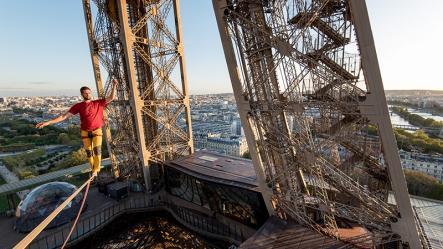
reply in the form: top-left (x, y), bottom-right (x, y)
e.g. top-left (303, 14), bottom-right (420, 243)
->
top-left (0, 0), bottom-right (442, 97)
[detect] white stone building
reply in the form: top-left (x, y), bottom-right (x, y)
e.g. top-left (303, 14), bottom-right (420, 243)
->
top-left (193, 133), bottom-right (248, 157)
top-left (399, 150), bottom-right (443, 183)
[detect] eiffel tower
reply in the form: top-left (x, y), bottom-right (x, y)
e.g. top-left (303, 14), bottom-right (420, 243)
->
top-left (82, 0), bottom-right (194, 189)
top-left (212, 0), bottom-right (423, 247)
top-left (82, 0), bottom-right (424, 247)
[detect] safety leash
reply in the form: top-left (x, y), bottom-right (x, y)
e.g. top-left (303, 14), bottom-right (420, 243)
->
top-left (13, 175), bottom-right (94, 249)
top-left (60, 176), bottom-right (92, 249)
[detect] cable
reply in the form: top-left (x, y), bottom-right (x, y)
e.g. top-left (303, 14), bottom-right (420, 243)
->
top-left (61, 175), bottom-right (93, 249)
top-left (13, 175), bottom-right (94, 249)
top-left (61, 135), bottom-right (96, 248)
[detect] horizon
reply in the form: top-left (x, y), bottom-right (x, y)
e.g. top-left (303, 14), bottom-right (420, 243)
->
top-left (3, 89), bottom-right (443, 98)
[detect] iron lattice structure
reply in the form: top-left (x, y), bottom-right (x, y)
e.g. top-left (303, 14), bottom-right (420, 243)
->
top-left (83, 0), bottom-right (193, 188)
top-left (213, 0), bottom-right (423, 247)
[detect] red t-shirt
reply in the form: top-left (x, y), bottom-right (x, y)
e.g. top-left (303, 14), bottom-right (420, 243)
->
top-left (68, 99), bottom-right (107, 131)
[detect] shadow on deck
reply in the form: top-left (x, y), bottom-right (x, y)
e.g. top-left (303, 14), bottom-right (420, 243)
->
top-left (0, 186), bottom-right (254, 249)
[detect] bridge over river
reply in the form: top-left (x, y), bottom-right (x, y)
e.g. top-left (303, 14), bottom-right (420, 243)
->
top-left (392, 124), bottom-right (443, 137)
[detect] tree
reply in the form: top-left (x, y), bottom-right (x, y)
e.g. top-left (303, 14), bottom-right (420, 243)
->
top-left (394, 128), bottom-right (443, 154)
top-left (242, 151), bottom-right (251, 159)
top-left (367, 124), bottom-right (378, 136)
top-left (391, 106), bottom-right (443, 129)
top-left (57, 133), bottom-right (71, 145)
top-left (404, 170), bottom-right (443, 201)
top-left (70, 149), bottom-right (87, 165)
top-left (51, 148), bottom-right (87, 171)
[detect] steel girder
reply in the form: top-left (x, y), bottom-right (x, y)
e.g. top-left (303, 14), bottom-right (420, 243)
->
top-left (83, 0), bottom-right (193, 189)
top-left (213, 0), bottom-right (422, 247)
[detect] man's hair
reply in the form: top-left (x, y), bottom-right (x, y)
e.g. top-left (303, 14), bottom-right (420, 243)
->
top-left (80, 86), bottom-right (91, 93)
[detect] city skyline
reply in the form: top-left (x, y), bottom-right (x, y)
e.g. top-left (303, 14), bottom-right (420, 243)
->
top-left (1, 1), bottom-right (443, 247)
top-left (1, 0), bottom-right (442, 97)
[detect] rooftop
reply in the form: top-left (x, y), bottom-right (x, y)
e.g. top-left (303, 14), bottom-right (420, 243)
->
top-left (239, 216), bottom-right (348, 249)
top-left (389, 194), bottom-right (443, 248)
top-left (166, 150), bottom-right (258, 190)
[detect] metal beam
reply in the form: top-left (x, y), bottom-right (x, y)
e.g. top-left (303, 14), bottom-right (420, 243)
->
top-left (82, 0), bottom-right (119, 178)
top-left (172, 0), bottom-right (194, 155)
top-left (349, 0), bottom-right (421, 247)
top-left (213, 0), bottom-right (274, 215)
top-left (116, 0), bottom-right (152, 189)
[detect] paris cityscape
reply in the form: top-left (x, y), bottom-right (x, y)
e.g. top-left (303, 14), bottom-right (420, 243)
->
top-left (1, 0), bottom-right (443, 249)
top-left (1, 91), bottom-right (443, 248)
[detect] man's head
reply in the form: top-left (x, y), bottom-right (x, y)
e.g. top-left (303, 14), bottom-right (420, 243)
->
top-left (80, 86), bottom-right (92, 101)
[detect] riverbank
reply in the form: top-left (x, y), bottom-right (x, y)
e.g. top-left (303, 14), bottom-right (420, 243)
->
top-left (390, 106), bottom-right (443, 129)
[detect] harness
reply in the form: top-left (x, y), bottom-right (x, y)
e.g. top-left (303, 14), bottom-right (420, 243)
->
top-left (81, 129), bottom-right (101, 139)
top-left (82, 129), bottom-right (102, 157)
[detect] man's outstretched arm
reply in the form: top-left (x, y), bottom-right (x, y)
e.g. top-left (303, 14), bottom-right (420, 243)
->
top-left (105, 79), bottom-right (118, 105)
top-left (36, 111), bottom-right (73, 129)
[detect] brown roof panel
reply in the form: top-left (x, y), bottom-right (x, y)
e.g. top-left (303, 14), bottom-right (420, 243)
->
top-left (166, 150), bottom-right (259, 190)
top-left (239, 216), bottom-right (352, 249)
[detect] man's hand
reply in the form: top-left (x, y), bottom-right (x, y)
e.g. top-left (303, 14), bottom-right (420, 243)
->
top-left (106, 79), bottom-right (118, 104)
top-left (36, 121), bottom-right (50, 129)
top-left (35, 112), bottom-right (72, 129)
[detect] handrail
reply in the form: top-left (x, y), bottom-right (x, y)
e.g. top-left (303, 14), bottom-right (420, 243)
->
top-left (29, 193), bottom-right (161, 249)
top-left (25, 195), bottom-right (251, 249)
top-left (414, 205), bottom-right (441, 249)
top-left (13, 176), bottom-right (94, 249)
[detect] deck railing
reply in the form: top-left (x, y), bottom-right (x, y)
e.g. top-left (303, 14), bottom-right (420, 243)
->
top-left (28, 194), bottom-right (160, 249)
top-left (26, 194), bottom-right (250, 249)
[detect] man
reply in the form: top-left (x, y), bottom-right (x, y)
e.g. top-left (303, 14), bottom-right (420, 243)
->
top-left (36, 79), bottom-right (117, 177)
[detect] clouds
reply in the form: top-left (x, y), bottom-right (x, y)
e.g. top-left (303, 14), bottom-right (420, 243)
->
top-left (0, 81), bottom-right (77, 96)
top-left (27, 81), bottom-right (52, 85)
top-left (0, 87), bottom-right (27, 90)
top-left (0, 81), bottom-right (52, 90)
top-left (0, 88), bottom-right (80, 97)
